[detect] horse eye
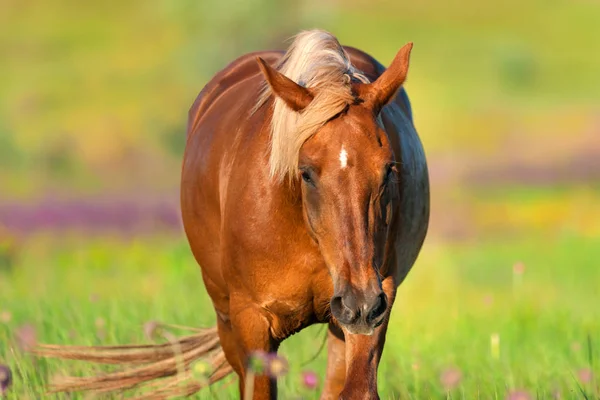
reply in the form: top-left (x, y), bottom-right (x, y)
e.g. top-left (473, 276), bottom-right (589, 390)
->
top-left (384, 164), bottom-right (394, 183)
top-left (301, 171), bottom-right (312, 184)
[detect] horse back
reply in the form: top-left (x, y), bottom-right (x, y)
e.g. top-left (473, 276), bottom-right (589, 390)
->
top-left (187, 50), bottom-right (283, 139)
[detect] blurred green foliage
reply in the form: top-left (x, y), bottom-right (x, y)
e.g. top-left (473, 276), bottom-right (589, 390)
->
top-left (1, 0), bottom-right (599, 197)
top-left (1, 232), bottom-right (599, 398)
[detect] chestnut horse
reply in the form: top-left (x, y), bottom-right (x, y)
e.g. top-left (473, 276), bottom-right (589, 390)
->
top-left (36, 30), bottom-right (429, 400)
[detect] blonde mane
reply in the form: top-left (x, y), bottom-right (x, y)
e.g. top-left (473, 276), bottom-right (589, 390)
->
top-left (254, 29), bottom-right (370, 183)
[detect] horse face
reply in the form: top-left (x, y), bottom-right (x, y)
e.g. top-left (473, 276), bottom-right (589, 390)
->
top-left (298, 107), bottom-right (399, 335)
top-left (256, 42), bottom-right (412, 334)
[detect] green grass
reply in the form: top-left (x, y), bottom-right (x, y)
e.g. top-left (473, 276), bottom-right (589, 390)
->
top-left (1, 228), bottom-right (599, 399)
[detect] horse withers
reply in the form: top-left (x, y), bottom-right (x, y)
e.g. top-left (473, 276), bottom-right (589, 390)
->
top-left (36, 30), bottom-right (429, 400)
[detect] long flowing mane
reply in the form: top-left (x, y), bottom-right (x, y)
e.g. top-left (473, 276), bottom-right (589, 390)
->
top-left (253, 30), bottom-right (370, 182)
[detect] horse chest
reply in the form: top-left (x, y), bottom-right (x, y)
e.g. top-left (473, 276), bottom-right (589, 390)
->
top-left (253, 266), bottom-right (332, 339)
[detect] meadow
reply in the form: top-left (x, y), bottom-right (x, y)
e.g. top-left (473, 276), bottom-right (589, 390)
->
top-left (1, 207), bottom-right (599, 399)
top-left (1, 0), bottom-right (600, 398)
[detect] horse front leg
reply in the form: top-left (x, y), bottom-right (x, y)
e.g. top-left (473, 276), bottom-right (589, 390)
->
top-left (230, 303), bottom-right (278, 400)
top-left (320, 323), bottom-right (346, 400)
top-left (339, 278), bottom-right (396, 400)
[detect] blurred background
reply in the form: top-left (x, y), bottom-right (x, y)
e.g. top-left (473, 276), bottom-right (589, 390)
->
top-left (1, 0), bottom-right (599, 239)
top-left (1, 0), bottom-right (599, 398)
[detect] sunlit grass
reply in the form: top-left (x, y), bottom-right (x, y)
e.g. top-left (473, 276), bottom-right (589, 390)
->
top-left (1, 227), bottom-right (598, 399)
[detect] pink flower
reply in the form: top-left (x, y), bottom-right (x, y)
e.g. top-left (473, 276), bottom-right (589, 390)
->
top-left (15, 323), bottom-right (37, 351)
top-left (578, 368), bottom-right (593, 384)
top-left (440, 367), bottom-right (462, 390)
top-left (301, 370), bottom-right (319, 390)
top-left (513, 262), bottom-right (525, 275)
top-left (506, 389), bottom-right (533, 400)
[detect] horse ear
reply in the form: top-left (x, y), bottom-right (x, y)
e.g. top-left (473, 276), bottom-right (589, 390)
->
top-left (357, 42), bottom-right (413, 114)
top-left (256, 57), bottom-right (314, 112)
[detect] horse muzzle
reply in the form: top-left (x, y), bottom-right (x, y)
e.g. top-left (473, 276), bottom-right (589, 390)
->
top-left (330, 285), bottom-right (388, 335)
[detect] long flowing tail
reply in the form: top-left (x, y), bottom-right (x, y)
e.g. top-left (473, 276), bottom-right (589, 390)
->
top-left (33, 325), bottom-right (234, 399)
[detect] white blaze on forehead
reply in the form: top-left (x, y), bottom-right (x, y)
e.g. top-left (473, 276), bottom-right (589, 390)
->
top-left (339, 146), bottom-right (348, 168)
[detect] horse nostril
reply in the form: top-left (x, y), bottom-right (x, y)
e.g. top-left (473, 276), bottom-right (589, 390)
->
top-left (330, 295), bottom-right (343, 315)
top-left (366, 292), bottom-right (387, 324)
top-left (330, 295), bottom-right (357, 324)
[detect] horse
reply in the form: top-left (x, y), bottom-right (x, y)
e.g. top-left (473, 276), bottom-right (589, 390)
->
top-left (35, 29), bottom-right (429, 400)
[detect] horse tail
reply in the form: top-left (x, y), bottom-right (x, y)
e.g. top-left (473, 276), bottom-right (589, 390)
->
top-left (33, 324), bottom-right (234, 399)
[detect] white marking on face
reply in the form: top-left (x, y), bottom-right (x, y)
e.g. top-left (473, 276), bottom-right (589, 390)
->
top-left (339, 146), bottom-right (348, 169)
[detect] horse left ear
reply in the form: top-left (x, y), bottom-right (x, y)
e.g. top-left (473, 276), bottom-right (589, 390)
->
top-left (357, 42), bottom-right (413, 114)
top-left (256, 57), bottom-right (314, 112)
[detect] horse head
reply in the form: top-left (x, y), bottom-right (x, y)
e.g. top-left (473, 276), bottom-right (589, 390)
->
top-left (256, 43), bottom-right (413, 335)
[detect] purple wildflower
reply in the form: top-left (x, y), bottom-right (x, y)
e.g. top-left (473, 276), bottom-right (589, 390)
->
top-left (0, 364), bottom-right (11, 395)
top-left (265, 353), bottom-right (289, 378)
top-left (246, 351), bottom-right (268, 375)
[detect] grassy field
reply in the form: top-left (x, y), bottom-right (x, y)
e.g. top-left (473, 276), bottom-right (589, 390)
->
top-left (1, 217), bottom-right (599, 399)
top-left (1, 0), bottom-right (599, 399)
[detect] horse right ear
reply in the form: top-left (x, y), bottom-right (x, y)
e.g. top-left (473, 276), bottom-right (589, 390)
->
top-left (256, 57), bottom-right (314, 112)
top-left (355, 42), bottom-right (413, 115)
